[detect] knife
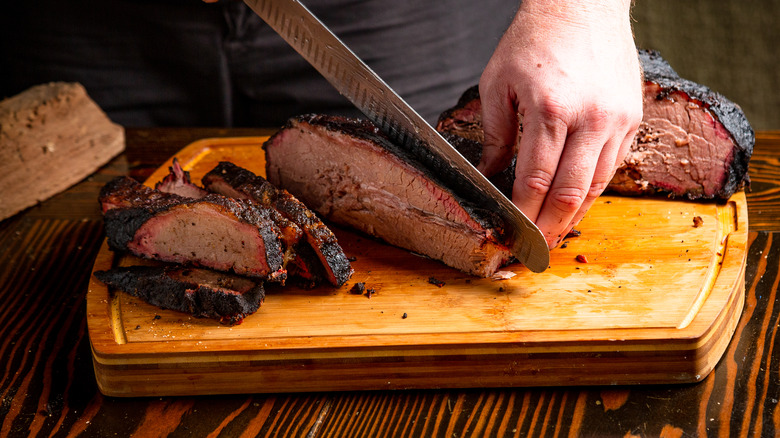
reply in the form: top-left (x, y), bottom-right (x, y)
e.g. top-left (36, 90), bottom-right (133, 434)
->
top-left (243, 0), bottom-right (550, 273)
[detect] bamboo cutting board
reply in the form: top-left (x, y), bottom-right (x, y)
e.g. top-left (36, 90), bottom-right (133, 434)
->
top-left (87, 137), bottom-right (748, 397)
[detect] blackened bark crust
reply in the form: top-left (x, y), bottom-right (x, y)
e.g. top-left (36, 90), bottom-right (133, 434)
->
top-left (95, 265), bottom-right (265, 325)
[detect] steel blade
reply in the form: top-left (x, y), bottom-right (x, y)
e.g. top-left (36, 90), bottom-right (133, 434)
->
top-left (243, 0), bottom-right (550, 272)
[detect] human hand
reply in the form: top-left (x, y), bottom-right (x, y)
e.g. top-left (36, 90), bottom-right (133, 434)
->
top-left (478, 0), bottom-right (643, 248)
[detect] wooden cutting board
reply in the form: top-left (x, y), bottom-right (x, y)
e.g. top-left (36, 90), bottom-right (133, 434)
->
top-left (87, 137), bottom-right (748, 397)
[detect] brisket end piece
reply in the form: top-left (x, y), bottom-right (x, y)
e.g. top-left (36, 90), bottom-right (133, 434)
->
top-left (263, 114), bottom-right (512, 277)
top-left (94, 265), bottom-right (265, 325)
top-left (99, 176), bottom-right (286, 281)
top-left (436, 50), bottom-right (754, 201)
top-left (203, 161), bottom-right (353, 287)
top-left (610, 49), bottom-right (753, 200)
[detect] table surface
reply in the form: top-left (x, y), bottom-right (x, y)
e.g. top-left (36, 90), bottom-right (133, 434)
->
top-left (2, 128), bottom-right (779, 437)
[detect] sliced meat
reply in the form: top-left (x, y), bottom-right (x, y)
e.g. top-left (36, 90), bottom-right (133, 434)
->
top-left (99, 176), bottom-right (286, 282)
top-left (203, 161), bottom-right (353, 287)
top-left (264, 114), bottom-right (512, 277)
top-left (94, 265), bottom-right (264, 325)
top-left (99, 175), bottom-right (179, 214)
top-left (435, 50), bottom-right (754, 201)
top-left (154, 158), bottom-right (209, 199)
top-left (153, 159), bottom-right (303, 260)
top-left (613, 49), bottom-right (753, 199)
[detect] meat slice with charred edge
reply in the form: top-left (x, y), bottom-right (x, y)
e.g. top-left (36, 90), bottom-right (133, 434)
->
top-left (203, 161), bottom-right (353, 287)
top-left (615, 49), bottom-right (753, 200)
top-left (151, 159), bottom-right (350, 287)
top-left (153, 159), bottom-right (302, 269)
top-left (263, 114), bottom-right (513, 277)
top-left (99, 176), bottom-right (286, 282)
top-left (94, 265), bottom-right (264, 325)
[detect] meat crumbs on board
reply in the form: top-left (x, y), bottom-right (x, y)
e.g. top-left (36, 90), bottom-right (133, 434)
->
top-left (428, 277), bottom-right (446, 288)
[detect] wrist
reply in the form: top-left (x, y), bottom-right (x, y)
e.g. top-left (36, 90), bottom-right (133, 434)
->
top-left (516, 0), bottom-right (632, 33)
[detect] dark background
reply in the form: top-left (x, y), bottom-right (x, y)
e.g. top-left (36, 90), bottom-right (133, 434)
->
top-left (632, 0), bottom-right (779, 130)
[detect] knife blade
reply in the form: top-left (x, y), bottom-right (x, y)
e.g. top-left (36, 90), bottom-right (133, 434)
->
top-left (243, 0), bottom-right (550, 273)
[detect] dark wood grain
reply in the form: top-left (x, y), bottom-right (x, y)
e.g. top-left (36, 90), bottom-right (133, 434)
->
top-left (0, 129), bottom-right (778, 437)
top-left (746, 131), bottom-right (780, 232)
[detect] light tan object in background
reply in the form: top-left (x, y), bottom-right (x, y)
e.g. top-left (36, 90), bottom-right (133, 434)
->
top-left (0, 82), bottom-right (124, 221)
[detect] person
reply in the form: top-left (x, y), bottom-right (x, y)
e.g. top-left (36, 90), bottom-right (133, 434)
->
top-left (0, 0), bottom-right (641, 249)
top-left (478, 0), bottom-right (643, 248)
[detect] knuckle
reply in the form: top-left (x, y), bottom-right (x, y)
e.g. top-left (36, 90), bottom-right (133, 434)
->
top-left (584, 105), bottom-right (611, 132)
top-left (535, 98), bottom-right (572, 128)
top-left (581, 99), bottom-right (644, 134)
top-left (517, 170), bottom-right (555, 199)
top-left (613, 103), bottom-right (643, 133)
top-left (587, 180), bottom-right (610, 199)
top-left (547, 186), bottom-right (588, 214)
top-left (629, 106), bottom-right (644, 130)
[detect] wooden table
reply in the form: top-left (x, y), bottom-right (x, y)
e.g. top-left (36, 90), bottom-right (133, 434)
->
top-left (1, 129), bottom-right (779, 437)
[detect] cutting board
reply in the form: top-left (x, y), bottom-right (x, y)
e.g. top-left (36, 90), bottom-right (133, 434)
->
top-left (87, 137), bottom-right (748, 397)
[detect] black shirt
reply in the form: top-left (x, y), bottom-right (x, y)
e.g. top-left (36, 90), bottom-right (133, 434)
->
top-left (0, 0), bottom-right (517, 127)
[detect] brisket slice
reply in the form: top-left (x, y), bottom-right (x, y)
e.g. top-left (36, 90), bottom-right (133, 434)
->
top-left (263, 114), bottom-right (512, 277)
top-left (94, 265), bottom-right (264, 325)
top-left (620, 49), bottom-right (753, 199)
top-left (202, 161), bottom-right (353, 287)
top-left (153, 159), bottom-right (302, 268)
top-left (153, 158), bottom-right (351, 286)
top-left (99, 176), bottom-right (286, 281)
top-left (154, 158), bottom-right (210, 199)
top-left (435, 49), bottom-right (754, 201)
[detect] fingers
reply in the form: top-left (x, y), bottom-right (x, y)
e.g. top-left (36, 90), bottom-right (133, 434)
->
top-left (509, 108), bottom-right (568, 224)
top-left (515, 108), bottom-right (609, 246)
top-left (476, 82), bottom-right (519, 178)
top-left (528, 113), bottom-right (638, 248)
top-left (556, 128), bottom-right (636, 244)
top-left (475, 1), bottom-right (643, 250)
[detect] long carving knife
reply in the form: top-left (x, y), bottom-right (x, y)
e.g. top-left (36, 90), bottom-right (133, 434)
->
top-left (243, 0), bottom-right (550, 273)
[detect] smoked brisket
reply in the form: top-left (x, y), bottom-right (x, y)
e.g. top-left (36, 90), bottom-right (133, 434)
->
top-left (94, 265), bottom-right (264, 325)
top-left (436, 49), bottom-right (754, 201)
top-left (263, 114), bottom-right (513, 277)
top-left (99, 176), bottom-right (286, 281)
top-left (154, 158), bottom-right (209, 199)
top-left (154, 159), bottom-right (303, 261)
top-left (202, 161), bottom-right (353, 287)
